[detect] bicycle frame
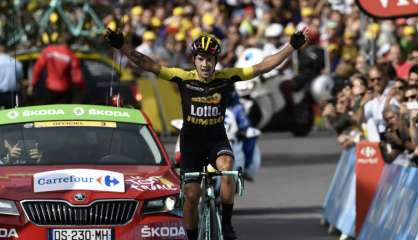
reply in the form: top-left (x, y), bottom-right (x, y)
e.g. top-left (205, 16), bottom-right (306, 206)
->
top-left (181, 167), bottom-right (244, 240)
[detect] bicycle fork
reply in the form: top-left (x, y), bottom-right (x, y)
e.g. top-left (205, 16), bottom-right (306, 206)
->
top-left (198, 177), bottom-right (224, 240)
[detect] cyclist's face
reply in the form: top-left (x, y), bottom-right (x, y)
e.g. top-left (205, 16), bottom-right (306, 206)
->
top-left (194, 54), bottom-right (216, 80)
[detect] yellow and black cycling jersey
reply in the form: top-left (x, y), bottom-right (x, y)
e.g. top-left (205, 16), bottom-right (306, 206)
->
top-left (158, 67), bottom-right (254, 129)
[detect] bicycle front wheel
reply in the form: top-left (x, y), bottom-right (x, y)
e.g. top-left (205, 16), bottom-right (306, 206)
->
top-left (210, 198), bottom-right (222, 240)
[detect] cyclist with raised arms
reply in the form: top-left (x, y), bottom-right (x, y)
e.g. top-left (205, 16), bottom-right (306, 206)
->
top-left (105, 28), bottom-right (310, 240)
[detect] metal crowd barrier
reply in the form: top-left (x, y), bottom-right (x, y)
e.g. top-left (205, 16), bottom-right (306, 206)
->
top-left (323, 146), bottom-right (356, 238)
top-left (323, 143), bottom-right (418, 239)
top-left (358, 164), bottom-right (418, 239)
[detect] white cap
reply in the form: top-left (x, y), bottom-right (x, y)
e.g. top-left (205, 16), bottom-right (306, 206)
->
top-left (265, 23), bottom-right (283, 38)
top-left (377, 43), bottom-right (391, 58)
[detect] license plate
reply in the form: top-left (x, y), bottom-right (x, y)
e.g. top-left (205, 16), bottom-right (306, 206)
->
top-left (49, 229), bottom-right (113, 240)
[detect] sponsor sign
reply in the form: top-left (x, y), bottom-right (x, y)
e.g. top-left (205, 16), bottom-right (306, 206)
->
top-left (34, 169), bottom-right (125, 193)
top-left (0, 228), bottom-right (18, 238)
top-left (358, 146), bottom-right (378, 164)
top-left (126, 176), bottom-right (178, 192)
top-left (34, 121), bottom-right (117, 128)
top-left (190, 104), bottom-right (221, 117)
top-left (191, 93), bottom-right (222, 104)
top-left (359, 165), bottom-right (418, 239)
top-left (139, 222), bottom-right (187, 239)
top-left (0, 105), bottom-right (145, 125)
top-left (355, 141), bottom-right (385, 236)
top-left (356, 0), bottom-right (418, 19)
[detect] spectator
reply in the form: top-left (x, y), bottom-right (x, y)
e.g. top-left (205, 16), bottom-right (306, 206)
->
top-left (356, 65), bottom-right (396, 139)
top-left (408, 65), bottom-right (418, 87)
top-left (29, 34), bottom-right (84, 104)
top-left (384, 78), bottom-right (407, 111)
top-left (408, 47), bottom-right (418, 65)
top-left (388, 43), bottom-right (412, 80)
top-left (354, 55), bottom-right (368, 75)
top-left (381, 107), bottom-right (415, 163)
top-left (322, 91), bottom-right (357, 149)
top-left (404, 86), bottom-right (418, 109)
top-left (135, 30), bottom-right (158, 58)
top-left (349, 74), bottom-right (368, 111)
top-left (0, 43), bottom-right (23, 109)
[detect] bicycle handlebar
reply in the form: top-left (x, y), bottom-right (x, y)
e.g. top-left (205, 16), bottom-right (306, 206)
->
top-left (183, 170), bottom-right (240, 178)
top-left (181, 167), bottom-right (245, 197)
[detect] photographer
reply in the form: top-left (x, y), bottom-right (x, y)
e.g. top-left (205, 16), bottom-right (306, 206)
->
top-left (409, 110), bottom-right (418, 166)
top-left (322, 91), bottom-right (358, 149)
top-left (404, 85), bottom-right (418, 166)
top-left (381, 108), bottom-right (416, 164)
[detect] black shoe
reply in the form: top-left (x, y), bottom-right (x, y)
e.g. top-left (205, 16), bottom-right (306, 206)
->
top-left (222, 223), bottom-right (237, 240)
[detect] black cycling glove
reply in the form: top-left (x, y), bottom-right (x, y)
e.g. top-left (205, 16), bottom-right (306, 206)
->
top-left (106, 29), bottom-right (124, 49)
top-left (290, 31), bottom-right (306, 50)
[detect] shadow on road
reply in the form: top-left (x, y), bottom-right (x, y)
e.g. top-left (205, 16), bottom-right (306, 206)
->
top-left (261, 154), bottom-right (340, 167)
top-left (234, 206), bottom-right (335, 240)
top-left (235, 206), bottom-right (323, 215)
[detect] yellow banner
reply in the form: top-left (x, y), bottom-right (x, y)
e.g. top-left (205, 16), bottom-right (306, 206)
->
top-left (34, 121), bottom-right (117, 128)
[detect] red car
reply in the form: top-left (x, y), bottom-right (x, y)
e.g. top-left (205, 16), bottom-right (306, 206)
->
top-left (0, 104), bottom-right (186, 240)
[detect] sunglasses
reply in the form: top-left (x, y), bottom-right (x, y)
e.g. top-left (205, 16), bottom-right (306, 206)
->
top-left (406, 94), bottom-right (417, 100)
top-left (395, 86), bottom-right (405, 91)
top-left (369, 77), bottom-right (382, 82)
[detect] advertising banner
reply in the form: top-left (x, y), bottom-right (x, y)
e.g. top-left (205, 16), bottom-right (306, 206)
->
top-left (34, 169), bottom-right (125, 192)
top-left (355, 141), bottom-right (385, 236)
top-left (359, 165), bottom-right (418, 239)
top-left (356, 0), bottom-right (418, 19)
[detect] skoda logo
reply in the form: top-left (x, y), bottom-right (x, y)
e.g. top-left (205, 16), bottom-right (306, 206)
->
top-left (73, 107), bottom-right (85, 116)
top-left (74, 193), bottom-right (86, 201)
top-left (7, 110), bottom-right (19, 119)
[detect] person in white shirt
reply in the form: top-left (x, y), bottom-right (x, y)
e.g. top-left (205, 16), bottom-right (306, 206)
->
top-left (361, 65), bottom-right (398, 141)
top-left (0, 43), bottom-right (23, 109)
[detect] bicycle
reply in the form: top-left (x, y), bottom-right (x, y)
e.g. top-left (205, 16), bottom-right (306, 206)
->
top-left (181, 166), bottom-right (244, 240)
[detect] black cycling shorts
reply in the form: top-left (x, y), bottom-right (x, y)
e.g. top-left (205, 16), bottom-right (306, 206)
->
top-left (180, 130), bottom-right (234, 184)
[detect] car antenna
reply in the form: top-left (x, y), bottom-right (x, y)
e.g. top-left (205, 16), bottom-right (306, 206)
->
top-left (109, 2), bottom-right (125, 108)
top-left (12, 5), bottom-right (19, 108)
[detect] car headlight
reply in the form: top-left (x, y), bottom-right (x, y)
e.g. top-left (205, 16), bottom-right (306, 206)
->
top-left (143, 195), bottom-right (182, 217)
top-left (0, 199), bottom-right (19, 216)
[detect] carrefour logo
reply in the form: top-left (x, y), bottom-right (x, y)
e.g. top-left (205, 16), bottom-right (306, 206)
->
top-left (97, 175), bottom-right (120, 187)
top-left (34, 169), bottom-right (125, 193)
top-left (38, 174), bottom-right (120, 187)
top-left (360, 146), bottom-right (376, 158)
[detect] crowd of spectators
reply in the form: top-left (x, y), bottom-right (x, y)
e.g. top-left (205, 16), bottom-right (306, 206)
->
top-left (5, 0), bottom-right (414, 74)
top-left (2, 0), bottom-right (418, 167)
top-left (322, 62), bottom-right (418, 166)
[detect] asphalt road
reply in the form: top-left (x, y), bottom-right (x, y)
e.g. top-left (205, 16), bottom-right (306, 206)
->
top-left (162, 131), bottom-right (341, 240)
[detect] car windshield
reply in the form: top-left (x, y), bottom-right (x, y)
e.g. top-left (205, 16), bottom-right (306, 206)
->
top-left (0, 121), bottom-right (163, 166)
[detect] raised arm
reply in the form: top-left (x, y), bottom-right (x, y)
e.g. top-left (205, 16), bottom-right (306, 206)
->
top-left (104, 28), bottom-right (161, 75)
top-left (252, 28), bottom-right (310, 77)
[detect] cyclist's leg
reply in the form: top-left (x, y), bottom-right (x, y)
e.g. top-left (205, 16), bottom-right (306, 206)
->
top-left (181, 149), bottom-right (205, 240)
top-left (210, 141), bottom-right (237, 239)
top-left (216, 154), bottom-right (235, 204)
